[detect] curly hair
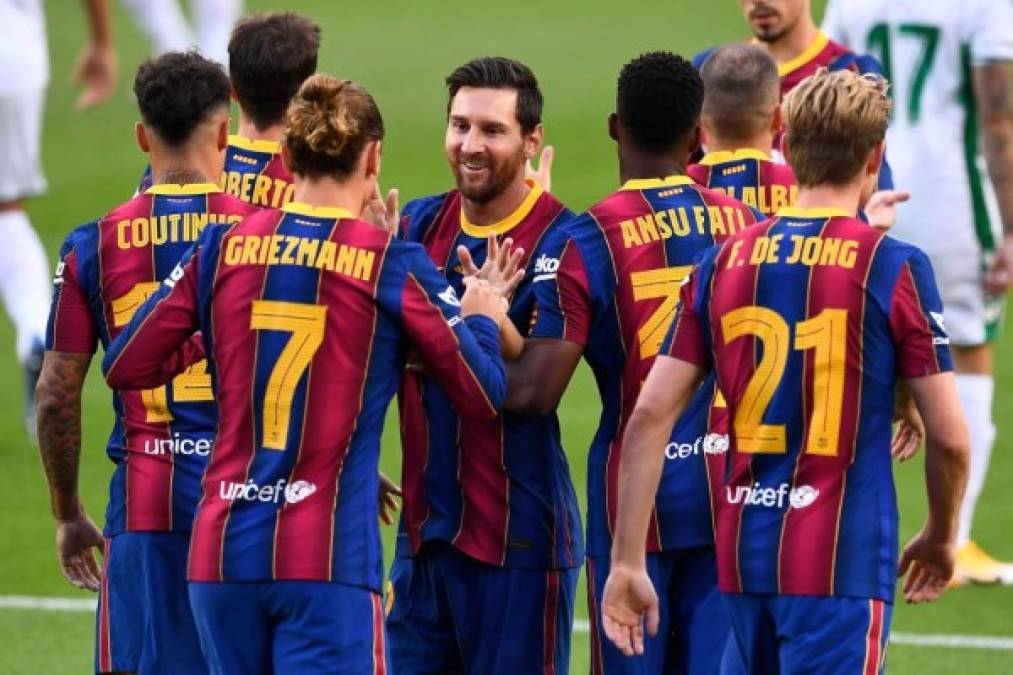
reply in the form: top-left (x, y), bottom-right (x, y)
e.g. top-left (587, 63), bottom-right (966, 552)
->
top-left (446, 57), bottom-right (543, 134)
top-left (617, 51), bottom-right (703, 152)
top-left (228, 12), bottom-right (321, 131)
top-left (134, 51), bottom-right (231, 147)
top-left (284, 74), bottom-right (385, 179)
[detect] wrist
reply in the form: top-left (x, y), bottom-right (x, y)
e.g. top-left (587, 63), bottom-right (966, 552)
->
top-left (53, 499), bottom-right (83, 524)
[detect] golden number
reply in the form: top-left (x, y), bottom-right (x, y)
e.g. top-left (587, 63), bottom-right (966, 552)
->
top-left (111, 282), bottom-right (214, 422)
top-left (249, 300), bottom-right (327, 450)
top-left (631, 265), bottom-right (693, 359)
top-left (721, 306), bottom-right (848, 457)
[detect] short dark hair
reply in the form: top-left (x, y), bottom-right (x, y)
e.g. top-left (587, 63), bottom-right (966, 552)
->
top-left (701, 44), bottom-right (780, 144)
top-left (228, 12), bottom-right (321, 130)
top-left (445, 57), bottom-right (543, 134)
top-left (617, 51), bottom-right (703, 152)
top-left (134, 51), bottom-right (230, 147)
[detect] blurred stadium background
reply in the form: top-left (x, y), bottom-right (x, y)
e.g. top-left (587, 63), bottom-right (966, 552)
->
top-left (1, 0), bottom-right (1011, 671)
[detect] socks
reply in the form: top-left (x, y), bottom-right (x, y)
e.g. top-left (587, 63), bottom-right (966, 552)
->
top-left (955, 373), bottom-right (996, 548)
top-left (0, 210), bottom-right (50, 362)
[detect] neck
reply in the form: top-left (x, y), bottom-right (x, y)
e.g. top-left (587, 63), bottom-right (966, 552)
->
top-left (291, 175), bottom-right (364, 215)
top-left (461, 174), bottom-right (531, 226)
top-left (237, 112), bottom-right (285, 144)
top-left (793, 181), bottom-right (862, 215)
top-left (707, 133), bottom-right (774, 156)
top-left (150, 153), bottom-right (213, 185)
top-left (761, 15), bottom-right (820, 66)
top-left (618, 153), bottom-right (686, 185)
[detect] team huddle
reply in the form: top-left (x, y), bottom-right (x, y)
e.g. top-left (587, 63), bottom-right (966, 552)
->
top-left (31, 0), bottom-right (1013, 674)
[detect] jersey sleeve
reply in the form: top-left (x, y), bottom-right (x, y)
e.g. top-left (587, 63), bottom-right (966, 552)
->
top-left (888, 250), bottom-right (954, 378)
top-left (970, 0), bottom-right (1013, 63)
top-left (660, 251), bottom-right (715, 369)
top-left (102, 234), bottom-right (207, 389)
top-left (529, 227), bottom-right (592, 346)
top-left (394, 245), bottom-right (506, 419)
top-left (46, 229), bottom-right (99, 354)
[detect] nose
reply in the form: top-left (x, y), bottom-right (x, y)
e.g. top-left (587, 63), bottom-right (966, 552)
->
top-left (460, 127), bottom-right (483, 155)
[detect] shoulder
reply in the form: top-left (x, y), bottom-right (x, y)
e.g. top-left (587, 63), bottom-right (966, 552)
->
top-left (213, 192), bottom-right (260, 217)
top-left (696, 183), bottom-right (761, 219)
top-left (686, 163), bottom-right (708, 184)
top-left (401, 192), bottom-right (455, 241)
top-left (60, 220), bottom-right (100, 257)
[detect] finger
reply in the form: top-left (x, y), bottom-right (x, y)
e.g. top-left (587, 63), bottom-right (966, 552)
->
top-left (457, 246), bottom-right (480, 276)
top-left (386, 188), bottom-right (399, 217)
top-left (905, 568), bottom-right (932, 603)
top-left (80, 549), bottom-right (103, 591)
top-left (539, 145), bottom-right (554, 173)
top-left (882, 190), bottom-right (911, 206)
top-left (385, 480), bottom-right (403, 496)
top-left (903, 562), bottom-right (925, 597)
top-left (498, 238), bottom-right (514, 272)
top-left (645, 601), bottom-right (660, 637)
top-left (897, 549), bottom-right (913, 578)
top-left (505, 270), bottom-right (525, 295)
top-left (505, 247), bottom-right (525, 278)
top-left (631, 621), bottom-right (645, 656)
top-left (486, 235), bottom-right (499, 268)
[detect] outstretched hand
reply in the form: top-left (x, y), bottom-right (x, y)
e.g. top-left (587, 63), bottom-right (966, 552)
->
top-left (865, 190), bottom-right (910, 231)
top-left (600, 563), bottom-right (660, 657)
top-left (56, 511), bottom-right (104, 592)
top-left (457, 235), bottom-right (525, 299)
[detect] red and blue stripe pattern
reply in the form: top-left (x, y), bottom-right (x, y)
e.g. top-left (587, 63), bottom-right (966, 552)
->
top-left (688, 149), bottom-right (797, 217)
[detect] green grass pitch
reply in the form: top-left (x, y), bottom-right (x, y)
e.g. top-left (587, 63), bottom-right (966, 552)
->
top-left (2, 0), bottom-right (1011, 671)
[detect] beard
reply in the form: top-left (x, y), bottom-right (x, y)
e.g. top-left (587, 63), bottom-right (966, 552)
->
top-left (450, 150), bottom-right (527, 204)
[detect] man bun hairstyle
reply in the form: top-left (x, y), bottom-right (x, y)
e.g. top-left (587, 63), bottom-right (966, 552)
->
top-left (134, 51), bottom-right (231, 147)
top-left (284, 74), bottom-right (385, 179)
top-left (228, 11), bottom-right (321, 131)
top-left (782, 68), bottom-right (891, 186)
top-left (700, 43), bottom-right (780, 145)
top-left (445, 57), bottom-right (543, 134)
top-left (617, 51), bottom-right (704, 153)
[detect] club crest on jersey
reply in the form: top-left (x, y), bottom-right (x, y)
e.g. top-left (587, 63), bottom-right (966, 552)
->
top-left (438, 285), bottom-right (461, 307)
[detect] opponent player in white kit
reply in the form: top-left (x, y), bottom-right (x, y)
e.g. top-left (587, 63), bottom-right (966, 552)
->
top-left (119, 0), bottom-right (243, 66)
top-left (824, 0), bottom-right (1013, 585)
top-left (0, 0), bottom-right (116, 438)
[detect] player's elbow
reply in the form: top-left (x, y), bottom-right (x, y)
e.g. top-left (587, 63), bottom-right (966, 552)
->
top-left (927, 425), bottom-right (971, 470)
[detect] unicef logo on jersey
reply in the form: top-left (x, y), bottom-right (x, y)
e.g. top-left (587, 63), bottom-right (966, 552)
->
top-left (665, 433), bottom-right (729, 460)
top-left (703, 433), bottom-right (729, 455)
top-left (283, 480), bottom-right (317, 504)
top-left (219, 478), bottom-right (318, 504)
top-left (725, 482), bottom-right (820, 509)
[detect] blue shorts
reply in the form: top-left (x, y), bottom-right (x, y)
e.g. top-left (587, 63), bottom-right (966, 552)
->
top-left (188, 580), bottom-right (387, 675)
top-left (386, 541), bottom-right (578, 675)
top-left (721, 594), bottom-right (892, 675)
top-left (587, 548), bottom-right (736, 675)
top-left (95, 532), bottom-right (205, 674)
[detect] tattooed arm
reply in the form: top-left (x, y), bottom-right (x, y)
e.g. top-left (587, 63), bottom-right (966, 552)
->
top-left (976, 61), bottom-right (1013, 295)
top-left (36, 351), bottom-right (103, 592)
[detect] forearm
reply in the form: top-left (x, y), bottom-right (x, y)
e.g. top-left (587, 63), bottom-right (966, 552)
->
top-left (923, 436), bottom-right (969, 541)
top-left (81, 0), bottom-right (113, 46)
top-left (500, 320), bottom-right (525, 360)
top-left (36, 354), bottom-right (91, 522)
top-left (976, 62), bottom-right (1013, 234)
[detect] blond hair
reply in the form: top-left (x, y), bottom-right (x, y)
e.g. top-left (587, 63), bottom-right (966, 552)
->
top-left (782, 68), bottom-right (891, 187)
top-left (284, 74), bottom-right (384, 179)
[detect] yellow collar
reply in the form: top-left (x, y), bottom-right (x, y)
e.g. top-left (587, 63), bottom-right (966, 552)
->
top-left (620, 175), bottom-right (695, 191)
top-left (228, 134), bottom-right (281, 154)
top-left (145, 183), bottom-right (222, 196)
top-left (699, 148), bottom-right (771, 166)
top-left (282, 201), bottom-right (356, 220)
top-left (777, 31), bottom-right (830, 76)
top-left (460, 178), bottom-right (543, 237)
top-left (777, 206), bottom-right (851, 219)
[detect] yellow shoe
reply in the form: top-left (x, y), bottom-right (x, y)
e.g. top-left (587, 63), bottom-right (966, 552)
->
top-left (954, 541), bottom-right (1013, 585)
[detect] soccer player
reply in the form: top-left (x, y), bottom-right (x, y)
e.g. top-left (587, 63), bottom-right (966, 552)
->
top-left (387, 56), bottom-right (583, 675)
top-left (103, 73), bottom-right (509, 675)
top-left (821, 0), bottom-right (1013, 585)
top-left (2, 0), bottom-right (116, 437)
top-left (687, 43), bottom-right (797, 217)
top-left (119, 0), bottom-right (242, 67)
top-left (602, 69), bottom-right (970, 673)
top-left (37, 51), bottom-right (256, 674)
top-left (505, 52), bottom-right (761, 674)
top-left (138, 11), bottom-right (318, 209)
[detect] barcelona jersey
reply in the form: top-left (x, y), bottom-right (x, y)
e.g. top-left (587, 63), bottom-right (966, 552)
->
top-left (102, 202), bottom-right (506, 591)
top-left (46, 183), bottom-right (257, 536)
top-left (530, 175), bottom-right (761, 556)
top-left (688, 149), bottom-right (797, 217)
top-left (137, 135), bottom-right (294, 208)
top-left (397, 179), bottom-right (583, 569)
top-left (665, 207), bottom-right (952, 600)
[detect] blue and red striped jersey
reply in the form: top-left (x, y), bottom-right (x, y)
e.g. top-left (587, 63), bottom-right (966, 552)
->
top-left (397, 179), bottom-right (583, 569)
top-left (688, 149), bottom-right (797, 217)
top-left (46, 183), bottom-right (257, 536)
top-left (664, 207), bottom-right (952, 600)
top-left (102, 202), bottom-right (506, 590)
top-left (138, 135), bottom-right (294, 208)
top-left (530, 175), bottom-right (761, 557)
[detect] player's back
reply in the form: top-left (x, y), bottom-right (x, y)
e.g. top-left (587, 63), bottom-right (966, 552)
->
top-left (688, 149), bottom-right (797, 217)
top-left (688, 207), bottom-right (950, 599)
top-left (533, 175), bottom-right (759, 554)
top-left (823, 0), bottom-right (1012, 257)
top-left (49, 183), bottom-right (256, 535)
top-left (220, 134), bottom-right (294, 208)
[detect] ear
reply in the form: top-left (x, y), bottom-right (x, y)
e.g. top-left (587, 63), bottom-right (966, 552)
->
top-left (867, 138), bottom-right (886, 177)
top-left (217, 116), bottom-right (230, 152)
top-left (771, 104), bottom-right (784, 134)
top-left (280, 141), bottom-right (294, 177)
top-left (608, 112), bottom-right (619, 141)
top-left (687, 124), bottom-right (702, 156)
top-left (364, 139), bottom-right (382, 179)
top-left (135, 122), bottom-right (151, 154)
top-left (524, 123), bottom-right (544, 160)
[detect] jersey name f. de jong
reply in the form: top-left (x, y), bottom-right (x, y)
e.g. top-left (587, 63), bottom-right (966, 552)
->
top-left (397, 179), bottom-right (584, 569)
top-left (102, 202), bottom-right (506, 591)
top-left (822, 0), bottom-right (1013, 258)
top-left (138, 135), bottom-right (294, 209)
top-left (531, 175), bottom-right (761, 557)
top-left (664, 207), bottom-right (953, 600)
top-left (46, 183), bottom-right (258, 536)
top-left (688, 149), bottom-right (798, 217)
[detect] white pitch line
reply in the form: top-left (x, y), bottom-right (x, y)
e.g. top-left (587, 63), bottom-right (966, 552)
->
top-left (0, 597), bottom-right (1010, 651)
top-left (570, 619), bottom-right (1013, 651)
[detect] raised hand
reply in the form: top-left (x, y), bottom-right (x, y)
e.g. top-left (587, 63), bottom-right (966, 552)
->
top-left (600, 563), bottom-right (660, 657)
top-left (56, 511), bottom-right (104, 592)
top-left (525, 145), bottom-right (554, 192)
top-left (362, 183), bottom-right (400, 234)
top-left (457, 235), bottom-right (525, 299)
top-left (460, 276), bottom-right (508, 324)
top-left (864, 190), bottom-right (910, 231)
